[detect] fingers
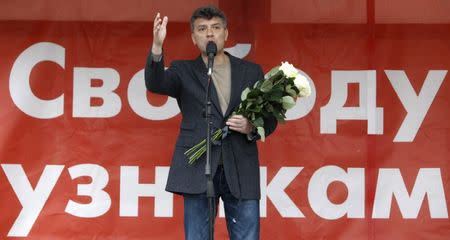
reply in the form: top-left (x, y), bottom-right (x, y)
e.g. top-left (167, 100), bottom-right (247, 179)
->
top-left (153, 13), bottom-right (161, 29)
top-left (161, 16), bottom-right (168, 28)
top-left (226, 115), bottom-right (244, 126)
top-left (153, 13), bottom-right (168, 32)
top-left (226, 115), bottom-right (252, 134)
top-left (153, 13), bottom-right (160, 27)
top-left (227, 114), bottom-right (245, 121)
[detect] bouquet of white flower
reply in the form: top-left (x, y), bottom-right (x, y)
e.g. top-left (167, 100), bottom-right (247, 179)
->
top-left (185, 61), bottom-right (311, 164)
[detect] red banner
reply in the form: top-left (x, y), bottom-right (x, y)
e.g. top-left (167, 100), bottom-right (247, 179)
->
top-left (0, 0), bottom-right (449, 239)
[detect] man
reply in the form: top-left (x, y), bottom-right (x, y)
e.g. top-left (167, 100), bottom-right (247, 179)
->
top-left (145, 5), bottom-right (277, 240)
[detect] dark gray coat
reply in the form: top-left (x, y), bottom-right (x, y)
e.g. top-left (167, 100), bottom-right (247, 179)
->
top-left (145, 52), bottom-right (277, 199)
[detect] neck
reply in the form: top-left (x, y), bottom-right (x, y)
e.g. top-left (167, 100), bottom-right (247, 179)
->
top-left (202, 50), bottom-right (227, 66)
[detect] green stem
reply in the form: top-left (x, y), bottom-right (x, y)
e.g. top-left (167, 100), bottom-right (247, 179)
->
top-left (185, 129), bottom-right (223, 164)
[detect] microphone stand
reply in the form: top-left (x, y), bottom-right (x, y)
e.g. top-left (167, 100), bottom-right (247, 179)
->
top-left (205, 45), bottom-right (216, 240)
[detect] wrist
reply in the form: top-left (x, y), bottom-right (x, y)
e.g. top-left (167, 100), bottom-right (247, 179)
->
top-left (246, 125), bottom-right (257, 141)
top-left (151, 44), bottom-right (162, 55)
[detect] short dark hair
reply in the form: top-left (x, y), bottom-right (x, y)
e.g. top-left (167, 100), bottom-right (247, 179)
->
top-left (190, 5), bottom-right (227, 31)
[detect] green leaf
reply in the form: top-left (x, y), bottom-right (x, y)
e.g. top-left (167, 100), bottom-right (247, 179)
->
top-left (260, 80), bottom-right (273, 93)
top-left (264, 103), bottom-right (274, 112)
top-left (245, 102), bottom-right (253, 110)
top-left (273, 109), bottom-right (286, 122)
top-left (256, 96), bottom-right (264, 105)
top-left (257, 126), bottom-right (265, 142)
top-left (253, 80), bottom-right (261, 88)
top-left (253, 117), bottom-right (264, 127)
top-left (269, 91), bottom-right (283, 101)
top-left (282, 96), bottom-right (296, 110)
top-left (247, 89), bottom-right (260, 99)
top-left (255, 104), bottom-right (263, 112)
top-left (265, 66), bottom-right (280, 79)
top-left (241, 87), bottom-right (250, 101)
top-left (269, 71), bottom-right (284, 83)
top-left (286, 88), bottom-right (297, 97)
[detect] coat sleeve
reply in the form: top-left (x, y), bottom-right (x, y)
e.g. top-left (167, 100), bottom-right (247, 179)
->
top-left (144, 51), bottom-right (181, 98)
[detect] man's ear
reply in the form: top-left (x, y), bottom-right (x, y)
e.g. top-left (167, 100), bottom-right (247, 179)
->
top-left (191, 33), bottom-right (197, 46)
top-left (225, 29), bottom-right (229, 41)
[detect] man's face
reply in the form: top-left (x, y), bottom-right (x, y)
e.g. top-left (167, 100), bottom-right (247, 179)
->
top-left (191, 16), bottom-right (228, 55)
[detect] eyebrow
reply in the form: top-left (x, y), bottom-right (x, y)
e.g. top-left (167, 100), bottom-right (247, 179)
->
top-left (196, 23), bottom-right (223, 28)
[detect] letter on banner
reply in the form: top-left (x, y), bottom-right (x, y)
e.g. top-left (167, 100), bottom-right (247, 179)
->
top-left (373, 168), bottom-right (448, 219)
top-left (385, 70), bottom-right (447, 142)
top-left (9, 42), bottom-right (64, 119)
top-left (308, 166), bottom-right (365, 219)
top-left (65, 164), bottom-right (111, 217)
top-left (119, 166), bottom-right (172, 217)
top-left (320, 71), bottom-right (383, 134)
top-left (1, 164), bottom-right (64, 237)
top-left (73, 67), bottom-right (121, 118)
top-left (128, 69), bottom-right (179, 120)
top-left (260, 167), bottom-right (304, 218)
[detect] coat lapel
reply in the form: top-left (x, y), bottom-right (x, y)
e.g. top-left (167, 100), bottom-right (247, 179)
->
top-left (224, 54), bottom-right (245, 118)
top-left (193, 56), bottom-right (207, 90)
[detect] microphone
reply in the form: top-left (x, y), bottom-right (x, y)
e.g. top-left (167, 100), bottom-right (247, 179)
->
top-left (206, 41), bottom-right (217, 76)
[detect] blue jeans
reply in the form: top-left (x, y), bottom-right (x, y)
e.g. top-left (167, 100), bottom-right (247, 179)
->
top-left (183, 165), bottom-right (260, 240)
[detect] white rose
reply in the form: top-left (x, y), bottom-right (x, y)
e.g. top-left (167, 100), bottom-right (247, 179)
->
top-left (294, 74), bottom-right (311, 97)
top-left (279, 61), bottom-right (298, 78)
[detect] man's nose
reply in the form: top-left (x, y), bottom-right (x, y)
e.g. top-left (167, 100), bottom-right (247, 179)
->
top-left (206, 28), bottom-right (214, 36)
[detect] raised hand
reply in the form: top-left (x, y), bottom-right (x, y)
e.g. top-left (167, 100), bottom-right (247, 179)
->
top-left (152, 13), bottom-right (168, 55)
